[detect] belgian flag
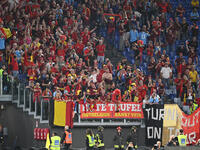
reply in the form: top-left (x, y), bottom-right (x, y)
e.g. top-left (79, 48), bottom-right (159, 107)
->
top-left (53, 100), bottom-right (74, 128)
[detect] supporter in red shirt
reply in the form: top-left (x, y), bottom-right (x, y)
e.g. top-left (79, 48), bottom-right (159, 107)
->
top-left (148, 57), bottom-right (156, 79)
top-left (33, 82), bottom-right (42, 103)
top-left (158, 0), bottom-right (169, 13)
top-left (11, 55), bottom-right (19, 78)
top-left (112, 88), bottom-right (122, 111)
top-left (177, 59), bottom-right (187, 75)
top-left (97, 67), bottom-right (106, 83)
top-left (150, 81), bottom-right (157, 95)
top-left (81, 28), bottom-right (91, 45)
top-left (174, 73), bottom-right (183, 98)
top-left (83, 44), bottom-right (93, 66)
top-left (42, 87), bottom-right (52, 101)
top-left (57, 45), bottom-right (66, 58)
top-left (82, 4), bottom-right (91, 19)
top-left (137, 80), bottom-right (147, 102)
top-left (151, 17), bottom-right (162, 43)
top-left (51, 64), bottom-right (59, 76)
top-left (27, 66), bottom-right (36, 81)
top-left (98, 86), bottom-right (107, 103)
top-left (64, 81), bottom-right (74, 101)
top-left (112, 88), bottom-right (122, 103)
top-left (146, 41), bottom-right (154, 57)
top-left (96, 39), bottom-right (106, 64)
top-left (86, 81), bottom-right (98, 111)
top-left (137, 40), bottom-right (144, 62)
top-left (176, 4), bottom-right (185, 17)
top-left (175, 52), bottom-right (184, 68)
top-left (75, 39), bottom-right (84, 56)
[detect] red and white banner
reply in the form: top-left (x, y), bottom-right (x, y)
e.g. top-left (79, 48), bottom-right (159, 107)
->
top-left (162, 104), bottom-right (200, 145)
top-left (181, 108), bottom-right (200, 145)
top-left (80, 102), bottom-right (144, 119)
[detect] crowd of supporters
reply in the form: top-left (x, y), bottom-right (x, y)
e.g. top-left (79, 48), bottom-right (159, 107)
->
top-left (0, 0), bottom-right (200, 114)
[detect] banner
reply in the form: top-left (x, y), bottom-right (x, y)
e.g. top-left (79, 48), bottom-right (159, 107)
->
top-left (162, 105), bottom-right (200, 145)
top-left (181, 107), bottom-right (200, 145)
top-left (143, 104), bottom-right (164, 146)
top-left (80, 102), bottom-right (144, 119)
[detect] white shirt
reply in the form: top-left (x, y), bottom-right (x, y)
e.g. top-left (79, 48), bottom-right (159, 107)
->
top-left (160, 67), bottom-right (172, 79)
top-left (89, 74), bottom-right (97, 83)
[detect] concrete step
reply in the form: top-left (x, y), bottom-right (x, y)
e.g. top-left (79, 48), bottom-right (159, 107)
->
top-left (0, 95), bottom-right (12, 102)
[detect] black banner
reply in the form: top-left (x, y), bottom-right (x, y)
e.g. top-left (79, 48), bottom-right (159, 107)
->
top-left (143, 104), bottom-right (164, 146)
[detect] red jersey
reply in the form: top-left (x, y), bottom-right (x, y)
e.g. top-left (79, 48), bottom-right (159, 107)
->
top-left (81, 31), bottom-right (91, 45)
top-left (96, 44), bottom-right (105, 56)
top-left (84, 48), bottom-right (90, 61)
top-left (75, 42), bottom-right (84, 55)
top-left (137, 85), bottom-right (147, 100)
top-left (34, 87), bottom-right (42, 95)
top-left (147, 46), bottom-right (154, 57)
top-left (42, 90), bottom-right (52, 101)
top-left (57, 49), bottom-right (65, 57)
top-left (112, 89), bottom-right (122, 103)
top-left (12, 58), bottom-right (19, 71)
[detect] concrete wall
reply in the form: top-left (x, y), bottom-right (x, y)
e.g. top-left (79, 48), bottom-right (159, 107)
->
top-left (0, 102), bottom-right (47, 149)
top-left (0, 102), bottom-right (146, 149)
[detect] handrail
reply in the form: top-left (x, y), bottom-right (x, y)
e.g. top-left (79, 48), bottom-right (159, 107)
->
top-left (0, 76), bottom-right (2, 95)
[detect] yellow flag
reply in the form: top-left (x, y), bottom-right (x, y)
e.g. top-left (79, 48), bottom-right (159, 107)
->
top-left (53, 100), bottom-right (66, 126)
top-left (3, 28), bottom-right (12, 38)
top-left (45, 133), bottom-right (50, 150)
top-left (162, 104), bottom-right (182, 145)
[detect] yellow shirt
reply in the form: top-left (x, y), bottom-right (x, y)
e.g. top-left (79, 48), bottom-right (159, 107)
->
top-left (189, 70), bottom-right (198, 82)
top-left (191, 0), bottom-right (199, 7)
top-left (134, 96), bottom-right (139, 102)
top-left (67, 73), bottom-right (77, 80)
top-left (31, 42), bottom-right (41, 49)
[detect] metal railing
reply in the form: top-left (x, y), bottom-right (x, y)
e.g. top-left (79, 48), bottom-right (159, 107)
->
top-left (10, 81), bottom-right (143, 126)
top-left (0, 76), bottom-right (12, 96)
top-left (0, 76), bottom-right (2, 95)
top-left (11, 82), bottom-right (49, 124)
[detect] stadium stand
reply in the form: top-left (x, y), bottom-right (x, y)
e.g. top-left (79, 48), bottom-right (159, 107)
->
top-left (0, 0), bottom-right (200, 115)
